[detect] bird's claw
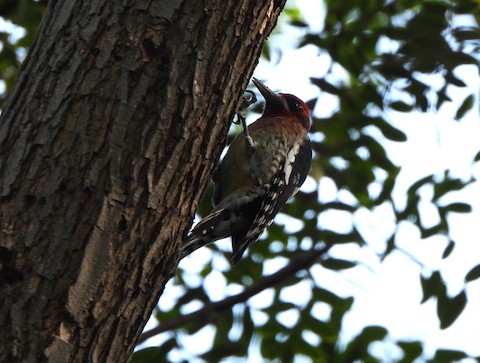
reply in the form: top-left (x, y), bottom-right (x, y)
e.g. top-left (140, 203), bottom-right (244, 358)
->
top-left (235, 90), bottom-right (257, 124)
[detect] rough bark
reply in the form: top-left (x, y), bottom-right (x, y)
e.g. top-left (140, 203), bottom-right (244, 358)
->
top-left (0, 0), bottom-right (286, 361)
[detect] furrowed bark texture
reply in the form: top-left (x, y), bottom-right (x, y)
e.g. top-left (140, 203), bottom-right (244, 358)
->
top-left (0, 0), bottom-right (286, 361)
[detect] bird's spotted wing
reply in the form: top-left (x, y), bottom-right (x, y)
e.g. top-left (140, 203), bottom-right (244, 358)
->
top-left (230, 139), bottom-right (312, 264)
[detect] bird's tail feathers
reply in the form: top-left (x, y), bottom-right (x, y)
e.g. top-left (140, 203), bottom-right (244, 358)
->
top-left (181, 208), bottom-right (238, 259)
top-left (230, 180), bottom-right (280, 264)
top-left (181, 209), bottom-right (223, 259)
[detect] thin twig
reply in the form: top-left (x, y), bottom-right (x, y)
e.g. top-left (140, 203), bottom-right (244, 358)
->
top-left (138, 245), bottom-right (332, 344)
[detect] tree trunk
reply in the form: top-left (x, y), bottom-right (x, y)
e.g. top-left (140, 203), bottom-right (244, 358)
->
top-left (0, 0), bottom-right (285, 361)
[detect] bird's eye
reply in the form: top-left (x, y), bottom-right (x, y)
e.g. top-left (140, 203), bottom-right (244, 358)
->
top-left (286, 97), bottom-right (303, 112)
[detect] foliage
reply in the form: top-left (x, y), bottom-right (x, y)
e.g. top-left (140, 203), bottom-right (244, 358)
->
top-left (1, 0), bottom-right (479, 362)
top-left (152, 0), bottom-right (479, 362)
top-left (0, 0), bottom-right (47, 108)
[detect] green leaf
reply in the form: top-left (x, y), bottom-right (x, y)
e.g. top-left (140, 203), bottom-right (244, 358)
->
top-left (382, 233), bottom-right (396, 259)
top-left (442, 240), bottom-right (455, 259)
top-left (131, 347), bottom-right (163, 363)
top-left (319, 201), bottom-right (357, 212)
top-left (322, 258), bottom-right (356, 270)
top-left (290, 19), bottom-right (309, 28)
top-left (311, 77), bottom-right (342, 95)
top-left (398, 341), bottom-right (423, 362)
top-left (374, 169), bottom-right (397, 205)
top-left (132, 342), bottom-right (177, 363)
top-left (453, 26), bottom-right (480, 40)
top-left (475, 150), bottom-right (480, 162)
top-left (388, 101), bottom-right (413, 112)
top-left (349, 325), bottom-right (388, 350)
top-left (376, 120), bottom-right (408, 142)
top-left (241, 307), bottom-right (255, 345)
top-left (296, 338), bottom-right (319, 358)
top-left (313, 287), bottom-right (350, 307)
top-left (359, 325), bottom-right (388, 342)
top-left (263, 301), bottom-right (297, 314)
top-left (340, 325), bottom-right (388, 362)
top-left (436, 84), bottom-right (453, 109)
top-left (321, 230), bottom-right (357, 244)
top-left (432, 348), bottom-right (468, 362)
top-left (447, 51), bottom-right (479, 67)
top-left (433, 172), bottom-right (469, 201)
top-left (465, 264), bottom-right (480, 282)
top-left (454, 0), bottom-right (480, 14)
top-left (455, 94), bottom-right (475, 120)
top-left (437, 290), bottom-right (467, 329)
top-left (420, 224), bottom-right (446, 239)
top-left (443, 202), bottom-right (472, 213)
top-left (409, 175), bottom-right (434, 194)
top-left (213, 309), bottom-right (233, 346)
top-left (420, 271), bottom-right (445, 303)
top-left (445, 71), bottom-right (467, 87)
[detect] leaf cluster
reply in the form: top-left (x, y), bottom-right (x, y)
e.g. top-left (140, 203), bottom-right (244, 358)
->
top-left (0, 0), bottom-right (47, 108)
top-left (140, 1), bottom-right (480, 362)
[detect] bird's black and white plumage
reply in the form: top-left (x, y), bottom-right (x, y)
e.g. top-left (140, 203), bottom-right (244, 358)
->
top-left (182, 78), bottom-right (312, 264)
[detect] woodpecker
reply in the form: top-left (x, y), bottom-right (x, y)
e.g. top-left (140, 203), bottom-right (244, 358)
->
top-left (182, 78), bottom-right (312, 264)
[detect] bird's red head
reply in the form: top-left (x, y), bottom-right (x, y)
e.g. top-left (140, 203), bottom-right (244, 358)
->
top-left (252, 78), bottom-right (311, 131)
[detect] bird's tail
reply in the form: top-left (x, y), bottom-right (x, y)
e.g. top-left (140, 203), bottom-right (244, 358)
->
top-left (181, 191), bottom-right (263, 262)
top-left (181, 208), bottom-right (232, 259)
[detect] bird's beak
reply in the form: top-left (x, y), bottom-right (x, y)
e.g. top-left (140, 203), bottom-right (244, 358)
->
top-left (252, 78), bottom-right (285, 107)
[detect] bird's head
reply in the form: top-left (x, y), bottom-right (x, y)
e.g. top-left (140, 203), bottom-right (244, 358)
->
top-left (252, 78), bottom-right (311, 131)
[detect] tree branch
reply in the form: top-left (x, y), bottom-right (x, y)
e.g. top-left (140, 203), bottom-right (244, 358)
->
top-left (138, 244), bottom-right (332, 344)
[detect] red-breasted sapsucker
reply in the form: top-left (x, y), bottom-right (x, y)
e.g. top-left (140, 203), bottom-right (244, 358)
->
top-left (182, 78), bottom-right (312, 264)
